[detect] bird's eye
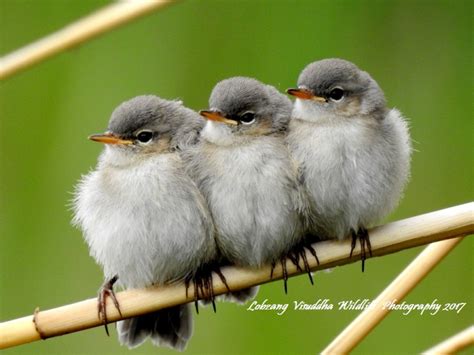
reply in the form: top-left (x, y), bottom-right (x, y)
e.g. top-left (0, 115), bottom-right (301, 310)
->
top-left (136, 130), bottom-right (153, 143)
top-left (329, 88), bottom-right (345, 102)
top-left (240, 111), bottom-right (256, 125)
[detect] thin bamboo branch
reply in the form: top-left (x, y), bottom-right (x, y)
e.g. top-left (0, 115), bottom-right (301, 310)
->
top-left (0, 0), bottom-right (178, 80)
top-left (423, 326), bottom-right (474, 354)
top-left (0, 203), bottom-right (472, 349)
top-left (321, 237), bottom-right (463, 354)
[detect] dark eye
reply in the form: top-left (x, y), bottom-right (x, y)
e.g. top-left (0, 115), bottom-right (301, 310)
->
top-left (136, 130), bottom-right (153, 143)
top-left (240, 111), bottom-right (256, 125)
top-left (329, 87), bottom-right (344, 102)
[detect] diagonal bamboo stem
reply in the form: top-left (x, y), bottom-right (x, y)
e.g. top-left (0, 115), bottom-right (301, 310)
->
top-left (0, 0), bottom-right (178, 80)
top-left (0, 203), bottom-right (472, 349)
top-left (321, 237), bottom-right (464, 354)
top-left (423, 326), bottom-right (474, 354)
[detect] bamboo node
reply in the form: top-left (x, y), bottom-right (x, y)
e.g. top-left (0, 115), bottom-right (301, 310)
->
top-left (33, 307), bottom-right (47, 340)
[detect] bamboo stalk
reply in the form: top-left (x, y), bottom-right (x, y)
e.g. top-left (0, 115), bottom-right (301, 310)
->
top-left (321, 237), bottom-right (465, 354)
top-left (0, 203), bottom-right (472, 349)
top-left (0, 0), bottom-right (178, 80)
top-left (423, 326), bottom-right (474, 354)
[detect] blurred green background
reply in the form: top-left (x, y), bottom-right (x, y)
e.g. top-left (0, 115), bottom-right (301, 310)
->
top-left (1, 0), bottom-right (472, 354)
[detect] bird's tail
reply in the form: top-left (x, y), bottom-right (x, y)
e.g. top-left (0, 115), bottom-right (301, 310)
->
top-left (222, 286), bottom-right (259, 304)
top-left (117, 305), bottom-right (192, 351)
top-left (199, 286), bottom-right (259, 308)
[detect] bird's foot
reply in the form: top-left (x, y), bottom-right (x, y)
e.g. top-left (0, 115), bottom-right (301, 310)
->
top-left (276, 255), bottom-right (289, 294)
top-left (270, 241), bottom-right (319, 294)
top-left (287, 241), bottom-right (319, 286)
top-left (185, 263), bottom-right (230, 314)
top-left (98, 274), bottom-right (122, 336)
top-left (350, 228), bottom-right (372, 272)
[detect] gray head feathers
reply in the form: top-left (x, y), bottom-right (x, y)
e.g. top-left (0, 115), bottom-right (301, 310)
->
top-left (209, 77), bottom-right (292, 133)
top-left (108, 95), bottom-right (204, 151)
top-left (297, 58), bottom-right (386, 118)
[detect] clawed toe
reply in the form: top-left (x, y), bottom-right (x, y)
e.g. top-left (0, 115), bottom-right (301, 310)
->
top-left (291, 243), bottom-right (318, 286)
top-left (97, 274), bottom-right (122, 336)
top-left (270, 257), bottom-right (289, 294)
top-left (350, 228), bottom-right (372, 272)
top-left (185, 263), bottom-right (230, 314)
top-left (270, 241), bottom-right (319, 294)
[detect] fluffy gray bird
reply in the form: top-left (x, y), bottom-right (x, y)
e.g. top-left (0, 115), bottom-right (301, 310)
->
top-left (73, 95), bottom-right (217, 350)
top-left (287, 58), bottom-right (411, 270)
top-left (183, 77), bottom-right (309, 295)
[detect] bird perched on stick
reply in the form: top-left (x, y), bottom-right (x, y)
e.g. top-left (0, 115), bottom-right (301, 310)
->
top-left (183, 77), bottom-right (312, 295)
top-left (287, 58), bottom-right (411, 271)
top-left (73, 95), bottom-right (218, 351)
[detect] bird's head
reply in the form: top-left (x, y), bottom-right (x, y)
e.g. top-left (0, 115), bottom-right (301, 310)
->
top-left (200, 77), bottom-right (292, 145)
top-left (287, 58), bottom-right (386, 121)
top-left (89, 95), bottom-right (203, 164)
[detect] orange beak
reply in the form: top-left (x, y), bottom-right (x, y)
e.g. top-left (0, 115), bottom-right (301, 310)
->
top-left (199, 110), bottom-right (238, 126)
top-left (88, 132), bottom-right (134, 145)
top-left (286, 88), bottom-right (326, 102)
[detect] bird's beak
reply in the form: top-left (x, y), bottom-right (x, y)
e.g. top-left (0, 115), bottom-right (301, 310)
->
top-left (286, 88), bottom-right (326, 103)
top-left (199, 110), bottom-right (239, 126)
top-left (88, 132), bottom-right (134, 145)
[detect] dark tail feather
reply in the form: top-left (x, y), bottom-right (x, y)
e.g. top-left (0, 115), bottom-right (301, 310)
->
top-left (117, 305), bottom-right (192, 351)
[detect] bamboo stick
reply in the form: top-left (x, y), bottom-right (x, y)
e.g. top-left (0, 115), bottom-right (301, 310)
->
top-left (0, 0), bottom-right (177, 80)
top-left (0, 203), bottom-right (472, 349)
top-left (423, 326), bottom-right (474, 354)
top-left (321, 237), bottom-right (465, 354)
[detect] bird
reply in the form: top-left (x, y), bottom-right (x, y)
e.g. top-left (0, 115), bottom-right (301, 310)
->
top-left (182, 76), bottom-right (311, 295)
top-left (286, 58), bottom-right (412, 271)
top-left (72, 95), bottom-right (218, 351)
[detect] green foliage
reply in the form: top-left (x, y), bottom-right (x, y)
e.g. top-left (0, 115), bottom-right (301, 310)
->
top-left (0, 1), bottom-right (472, 354)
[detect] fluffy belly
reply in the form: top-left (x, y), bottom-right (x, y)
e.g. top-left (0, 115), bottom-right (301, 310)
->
top-left (209, 180), bottom-right (302, 267)
top-left (291, 123), bottom-right (383, 239)
top-left (74, 158), bottom-right (213, 289)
